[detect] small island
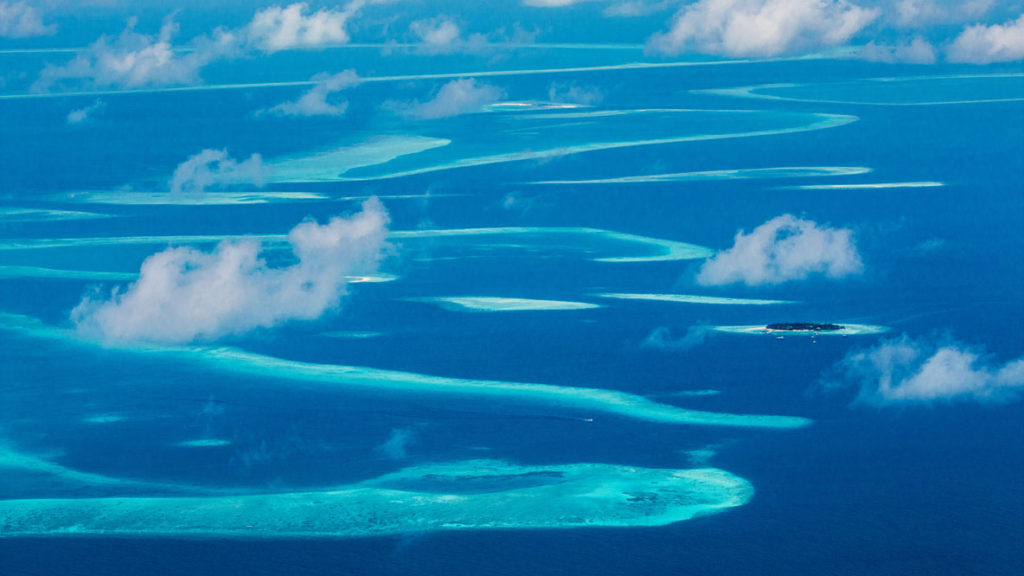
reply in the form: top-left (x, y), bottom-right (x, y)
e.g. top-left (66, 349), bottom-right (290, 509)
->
top-left (712, 323), bottom-right (888, 336)
top-left (765, 322), bottom-right (844, 332)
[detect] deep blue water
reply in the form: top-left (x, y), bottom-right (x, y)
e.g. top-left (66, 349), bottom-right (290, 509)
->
top-left (1, 32), bottom-right (1023, 576)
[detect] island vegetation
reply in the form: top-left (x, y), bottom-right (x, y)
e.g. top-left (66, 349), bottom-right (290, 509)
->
top-left (765, 322), bottom-right (844, 332)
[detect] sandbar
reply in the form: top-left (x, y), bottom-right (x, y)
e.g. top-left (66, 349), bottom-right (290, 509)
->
top-left (596, 293), bottom-right (795, 306)
top-left (406, 296), bottom-right (600, 312)
top-left (531, 166), bottom-right (870, 185)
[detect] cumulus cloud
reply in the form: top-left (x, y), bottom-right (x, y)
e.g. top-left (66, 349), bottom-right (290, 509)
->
top-left (860, 36), bottom-right (937, 63)
top-left (947, 14), bottom-right (1024, 63)
top-left (403, 16), bottom-right (502, 54)
top-left (888, 0), bottom-right (995, 27)
top-left (33, 17), bottom-right (236, 91)
top-left (71, 198), bottom-right (390, 344)
top-left (409, 16), bottom-right (461, 49)
top-left (169, 149), bottom-right (268, 195)
top-left (548, 81), bottom-right (603, 104)
top-left (640, 325), bottom-right (711, 350)
top-left (392, 78), bottom-right (504, 119)
top-left (826, 335), bottom-right (1024, 405)
top-left (697, 214), bottom-right (862, 286)
top-left (244, 1), bottom-right (362, 53)
top-left (33, 3), bottom-right (371, 91)
top-left (66, 99), bottom-right (105, 124)
top-left (0, 0), bottom-right (54, 37)
top-left (267, 69), bottom-right (359, 117)
top-left (647, 0), bottom-right (879, 57)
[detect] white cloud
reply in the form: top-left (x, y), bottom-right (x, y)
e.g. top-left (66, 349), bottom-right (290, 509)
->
top-left (267, 69), bottom-right (359, 117)
top-left (860, 36), bottom-right (937, 63)
top-left (828, 335), bottom-right (1024, 405)
top-left (169, 149), bottom-right (268, 195)
top-left (66, 99), bottom-right (105, 124)
top-left (641, 325), bottom-right (711, 350)
top-left (407, 16), bottom-right (502, 55)
top-left (0, 1), bottom-right (55, 38)
top-left (697, 214), bottom-right (862, 286)
top-left (33, 17), bottom-right (236, 91)
top-left (603, 1), bottom-right (676, 17)
top-left (409, 16), bottom-right (462, 51)
top-left (403, 16), bottom-right (533, 55)
top-left (71, 198), bottom-right (390, 344)
top-left (393, 78), bottom-right (504, 120)
top-left (889, 0), bottom-right (995, 27)
top-left (647, 0), bottom-right (879, 57)
top-left (909, 237), bottom-right (946, 254)
top-left (33, 3), bottom-right (370, 91)
top-left (947, 13), bottom-right (1024, 63)
top-left (501, 23), bottom-right (541, 45)
top-left (244, 2), bottom-right (363, 53)
top-left (548, 82), bottom-right (603, 104)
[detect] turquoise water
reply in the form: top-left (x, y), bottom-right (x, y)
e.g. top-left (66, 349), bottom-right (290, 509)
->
top-left (1, 4), bottom-right (1023, 575)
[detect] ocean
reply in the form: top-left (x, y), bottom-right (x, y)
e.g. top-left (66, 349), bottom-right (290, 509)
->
top-left (1, 6), bottom-right (1023, 574)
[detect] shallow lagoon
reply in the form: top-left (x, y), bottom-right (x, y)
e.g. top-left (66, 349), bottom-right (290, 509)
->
top-left (267, 109), bottom-right (856, 182)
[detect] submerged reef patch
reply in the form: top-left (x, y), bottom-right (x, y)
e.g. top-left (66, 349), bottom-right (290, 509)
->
top-left (699, 74), bottom-right (1024, 106)
top-left (175, 439), bottom-right (232, 448)
top-left (405, 296), bottom-right (600, 312)
top-left (785, 182), bottom-right (943, 190)
top-left (268, 135), bottom-right (451, 183)
top-left (596, 293), bottom-right (795, 306)
top-left (262, 109), bottom-right (856, 182)
top-left (0, 460), bottom-right (753, 538)
top-left (0, 266), bottom-right (137, 282)
top-left (0, 312), bottom-right (811, 429)
top-left (0, 227), bottom-right (711, 263)
top-left (0, 208), bottom-right (112, 222)
top-left (50, 191), bottom-right (330, 205)
top-left (531, 166), bottom-right (870, 185)
top-left (0, 442), bottom-right (213, 497)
